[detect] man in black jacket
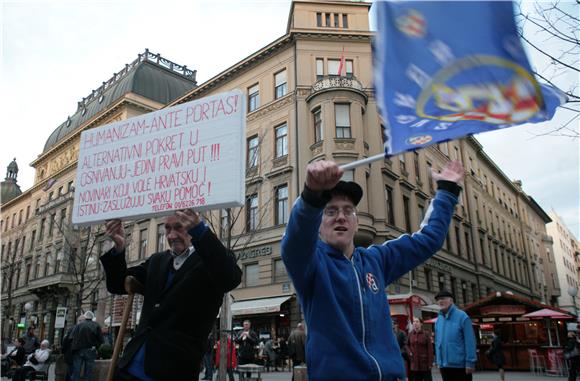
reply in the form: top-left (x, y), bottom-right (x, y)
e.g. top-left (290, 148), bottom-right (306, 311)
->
top-left (70, 311), bottom-right (103, 381)
top-left (102, 209), bottom-right (242, 380)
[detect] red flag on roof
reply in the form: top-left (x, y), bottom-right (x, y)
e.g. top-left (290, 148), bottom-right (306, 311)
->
top-left (337, 48), bottom-right (346, 77)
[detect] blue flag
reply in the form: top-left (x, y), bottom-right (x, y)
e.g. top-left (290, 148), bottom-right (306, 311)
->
top-left (374, 1), bottom-right (567, 156)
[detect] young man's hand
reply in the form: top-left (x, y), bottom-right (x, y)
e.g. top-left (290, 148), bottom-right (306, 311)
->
top-left (432, 160), bottom-right (464, 185)
top-left (305, 160), bottom-right (343, 192)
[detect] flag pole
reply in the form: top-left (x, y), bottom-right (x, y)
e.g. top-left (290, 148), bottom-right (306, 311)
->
top-left (339, 152), bottom-right (386, 170)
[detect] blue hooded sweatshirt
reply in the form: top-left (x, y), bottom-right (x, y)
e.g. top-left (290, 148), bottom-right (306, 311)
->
top-left (281, 184), bottom-right (459, 381)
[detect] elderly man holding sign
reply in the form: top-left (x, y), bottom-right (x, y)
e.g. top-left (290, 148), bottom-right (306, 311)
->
top-left (281, 159), bottom-right (463, 381)
top-left (102, 209), bottom-right (241, 380)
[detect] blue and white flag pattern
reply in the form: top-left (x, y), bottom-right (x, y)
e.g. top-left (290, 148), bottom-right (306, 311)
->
top-left (374, 1), bottom-right (567, 155)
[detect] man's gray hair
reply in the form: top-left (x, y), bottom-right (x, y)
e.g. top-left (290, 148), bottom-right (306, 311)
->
top-left (40, 340), bottom-right (50, 347)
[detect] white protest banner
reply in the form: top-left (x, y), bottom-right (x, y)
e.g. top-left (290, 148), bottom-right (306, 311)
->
top-left (72, 90), bottom-right (245, 226)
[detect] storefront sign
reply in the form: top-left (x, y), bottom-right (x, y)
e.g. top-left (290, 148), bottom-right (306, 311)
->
top-left (498, 317), bottom-right (513, 322)
top-left (482, 317), bottom-right (496, 322)
top-left (480, 304), bottom-right (526, 316)
top-left (425, 258), bottom-right (452, 272)
top-left (55, 307), bottom-right (67, 329)
top-left (237, 246), bottom-right (273, 261)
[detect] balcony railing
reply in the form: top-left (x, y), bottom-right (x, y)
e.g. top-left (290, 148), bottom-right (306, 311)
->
top-left (308, 75), bottom-right (367, 101)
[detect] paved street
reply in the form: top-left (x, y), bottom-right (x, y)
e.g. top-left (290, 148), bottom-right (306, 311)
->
top-left (1, 368), bottom-right (571, 381)
top-left (197, 369), bottom-right (570, 381)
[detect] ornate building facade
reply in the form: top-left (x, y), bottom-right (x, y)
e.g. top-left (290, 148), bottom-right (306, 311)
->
top-left (1, 1), bottom-right (561, 344)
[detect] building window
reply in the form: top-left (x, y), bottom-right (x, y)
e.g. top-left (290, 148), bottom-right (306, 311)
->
top-left (44, 253), bottom-right (51, 277)
top-left (316, 12), bottom-right (322, 27)
top-left (30, 231), bottom-right (36, 251)
top-left (414, 152), bottom-right (421, 183)
top-left (274, 70), bottom-right (287, 99)
top-left (275, 123), bottom-right (288, 158)
top-left (471, 284), bottom-right (478, 302)
top-left (244, 263), bottom-right (260, 287)
top-left (313, 108), bottom-right (323, 143)
top-left (246, 194), bottom-right (258, 232)
top-left (325, 13), bottom-right (331, 27)
top-left (418, 204), bottom-right (425, 226)
top-left (48, 213), bottom-right (56, 236)
top-left (461, 282), bottom-right (467, 305)
top-left (248, 84), bottom-right (260, 112)
top-left (385, 186), bottom-right (395, 224)
top-left (455, 225), bottom-right (462, 256)
top-left (426, 161), bottom-right (434, 193)
top-left (316, 58), bottom-right (324, 80)
top-left (274, 259), bottom-right (289, 283)
top-left (247, 135), bottom-right (259, 168)
top-left (465, 231), bottom-right (472, 261)
top-left (67, 181), bottom-right (74, 192)
top-left (38, 218), bottom-right (45, 239)
top-left (335, 104), bottom-right (351, 138)
top-left (399, 154), bottom-right (406, 173)
top-left (342, 14), bottom-right (348, 28)
top-left (333, 13), bottom-right (339, 27)
top-left (60, 208), bottom-right (67, 229)
top-left (328, 59), bottom-right (353, 77)
top-left (424, 268), bottom-right (432, 289)
top-left (450, 277), bottom-right (457, 298)
top-left (156, 223), bottom-right (166, 252)
top-left (34, 259), bottom-right (41, 279)
top-left (438, 272), bottom-right (445, 291)
top-left (18, 210), bottom-right (22, 225)
top-left (139, 228), bottom-right (148, 259)
top-left (275, 185), bottom-right (289, 225)
top-left (403, 195), bottom-right (411, 232)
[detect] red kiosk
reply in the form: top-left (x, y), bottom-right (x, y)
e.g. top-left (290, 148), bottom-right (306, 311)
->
top-left (387, 293), bottom-right (429, 330)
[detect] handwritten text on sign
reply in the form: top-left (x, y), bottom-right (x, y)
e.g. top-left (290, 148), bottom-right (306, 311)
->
top-left (72, 90), bottom-right (245, 226)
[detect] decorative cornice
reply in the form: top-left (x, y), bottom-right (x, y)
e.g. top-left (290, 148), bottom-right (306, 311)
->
top-left (247, 93), bottom-right (295, 122)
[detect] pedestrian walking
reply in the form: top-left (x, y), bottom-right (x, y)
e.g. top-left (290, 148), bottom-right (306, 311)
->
top-left (564, 330), bottom-right (580, 381)
top-left (486, 330), bottom-right (505, 381)
top-left (288, 323), bottom-right (306, 367)
top-left (281, 159), bottom-right (463, 381)
top-left (408, 318), bottom-right (433, 381)
top-left (434, 290), bottom-right (476, 381)
top-left (70, 311), bottom-right (103, 381)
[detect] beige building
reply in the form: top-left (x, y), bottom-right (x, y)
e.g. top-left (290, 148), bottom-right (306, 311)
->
top-left (1, 0), bottom-right (560, 344)
top-left (547, 211), bottom-right (580, 315)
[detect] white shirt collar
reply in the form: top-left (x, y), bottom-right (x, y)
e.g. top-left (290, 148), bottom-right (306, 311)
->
top-left (170, 246), bottom-right (195, 271)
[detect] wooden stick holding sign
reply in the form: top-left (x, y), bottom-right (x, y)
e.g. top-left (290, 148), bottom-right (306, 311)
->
top-left (106, 276), bottom-right (144, 381)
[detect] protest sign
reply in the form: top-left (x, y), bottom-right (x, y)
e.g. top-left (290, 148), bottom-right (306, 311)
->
top-left (72, 90), bottom-right (245, 226)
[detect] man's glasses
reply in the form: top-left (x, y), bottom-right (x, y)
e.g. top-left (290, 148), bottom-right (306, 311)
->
top-left (323, 206), bottom-right (356, 218)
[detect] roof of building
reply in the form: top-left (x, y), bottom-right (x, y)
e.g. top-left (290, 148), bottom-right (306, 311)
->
top-left (43, 50), bottom-right (197, 154)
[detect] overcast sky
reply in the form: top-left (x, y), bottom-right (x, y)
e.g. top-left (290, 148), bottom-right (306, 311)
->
top-left (1, 0), bottom-right (578, 237)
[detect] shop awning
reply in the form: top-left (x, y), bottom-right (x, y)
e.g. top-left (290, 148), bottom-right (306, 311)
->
top-left (522, 308), bottom-right (574, 320)
top-left (231, 296), bottom-right (292, 316)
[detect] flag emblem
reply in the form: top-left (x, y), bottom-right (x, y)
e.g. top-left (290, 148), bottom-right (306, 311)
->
top-left (366, 272), bottom-right (379, 294)
top-left (396, 9), bottom-right (427, 38)
top-left (407, 135), bottom-right (432, 146)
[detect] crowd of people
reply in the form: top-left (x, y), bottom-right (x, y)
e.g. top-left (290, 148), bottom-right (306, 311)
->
top-left (203, 320), bottom-right (306, 381)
